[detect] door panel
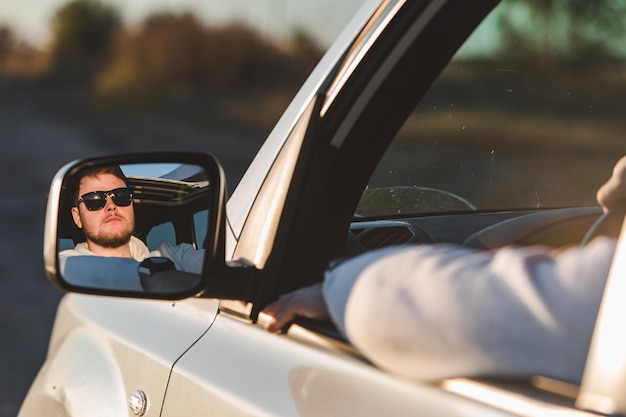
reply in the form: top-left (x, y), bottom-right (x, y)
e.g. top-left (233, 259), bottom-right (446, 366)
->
top-left (162, 313), bottom-right (516, 417)
top-left (20, 295), bottom-right (218, 416)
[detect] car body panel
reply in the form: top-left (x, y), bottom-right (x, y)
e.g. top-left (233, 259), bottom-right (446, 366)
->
top-left (19, 295), bottom-right (219, 417)
top-left (161, 313), bottom-right (519, 417)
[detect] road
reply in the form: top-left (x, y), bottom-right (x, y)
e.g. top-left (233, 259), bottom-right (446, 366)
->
top-left (0, 79), bottom-right (261, 416)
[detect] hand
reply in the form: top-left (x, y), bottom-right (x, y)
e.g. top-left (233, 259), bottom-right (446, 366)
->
top-left (262, 283), bottom-right (329, 333)
top-left (597, 156), bottom-right (626, 212)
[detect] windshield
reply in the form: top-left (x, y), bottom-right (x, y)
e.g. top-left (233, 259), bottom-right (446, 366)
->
top-left (357, 0), bottom-right (626, 218)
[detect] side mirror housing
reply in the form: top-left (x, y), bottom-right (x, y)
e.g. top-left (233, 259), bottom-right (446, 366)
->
top-left (44, 152), bottom-right (228, 300)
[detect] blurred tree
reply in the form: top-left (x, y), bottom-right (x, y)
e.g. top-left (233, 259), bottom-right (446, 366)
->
top-left (96, 13), bottom-right (312, 95)
top-left (92, 11), bottom-right (324, 132)
top-left (49, 0), bottom-right (120, 78)
top-left (204, 23), bottom-right (294, 91)
top-left (286, 29), bottom-right (323, 77)
top-left (498, 0), bottom-right (626, 61)
top-left (0, 26), bottom-right (48, 78)
top-left (0, 25), bottom-right (16, 65)
top-left (96, 13), bottom-right (209, 93)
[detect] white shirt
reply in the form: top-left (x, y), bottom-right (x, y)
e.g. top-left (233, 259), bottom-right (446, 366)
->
top-left (61, 235), bottom-right (157, 261)
top-left (322, 237), bottom-right (617, 384)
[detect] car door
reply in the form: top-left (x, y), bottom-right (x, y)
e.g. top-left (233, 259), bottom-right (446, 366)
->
top-left (18, 294), bottom-right (219, 417)
top-left (160, 1), bottom-right (509, 416)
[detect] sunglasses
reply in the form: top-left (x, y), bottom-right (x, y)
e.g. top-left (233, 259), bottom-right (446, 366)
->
top-left (77, 187), bottom-right (133, 211)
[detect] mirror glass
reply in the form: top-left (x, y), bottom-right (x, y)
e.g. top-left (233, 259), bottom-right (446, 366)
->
top-left (56, 161), bottom-right (214, 296)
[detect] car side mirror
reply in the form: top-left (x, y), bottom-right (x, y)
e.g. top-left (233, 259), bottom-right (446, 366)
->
top-left (44, 152), bottom-right (227, 300)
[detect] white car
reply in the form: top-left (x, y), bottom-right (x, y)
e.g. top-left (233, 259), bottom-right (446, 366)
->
top-left (19, 0), bottom-right (626, 415)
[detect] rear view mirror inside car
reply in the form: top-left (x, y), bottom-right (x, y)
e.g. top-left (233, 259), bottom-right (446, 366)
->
top-left (44, 152), bottom-right (227, 299)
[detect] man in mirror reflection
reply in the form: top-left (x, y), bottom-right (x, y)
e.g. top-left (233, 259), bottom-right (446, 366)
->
top-left (60, 165), bottom-right (204, 290)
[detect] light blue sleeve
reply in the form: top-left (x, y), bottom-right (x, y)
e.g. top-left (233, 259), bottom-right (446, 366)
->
top-left (156, 242), bottom-right (205, 274)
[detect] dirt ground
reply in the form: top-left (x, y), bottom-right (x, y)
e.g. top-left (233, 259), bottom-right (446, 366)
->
top-left (0, 78), bottom-right (262, 416)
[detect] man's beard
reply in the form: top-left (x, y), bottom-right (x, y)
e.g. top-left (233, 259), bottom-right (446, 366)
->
top-left (88, 228), bottom-right (133, 249)
top-left (82, 215), bottom-right (134, 249)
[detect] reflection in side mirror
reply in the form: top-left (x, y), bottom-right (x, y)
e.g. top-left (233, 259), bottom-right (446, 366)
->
top-left (44, 153), bottom-right (226, 299)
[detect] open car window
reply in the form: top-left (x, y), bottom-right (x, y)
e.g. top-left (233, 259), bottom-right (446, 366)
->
top-left (357, 0), bottom-right (626, 218)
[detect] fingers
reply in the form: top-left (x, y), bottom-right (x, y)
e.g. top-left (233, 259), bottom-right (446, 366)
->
top-left (262, 283), bottom-right (328, 333)
top-left (263, 296), bottom-right (294, 332)
top-left (597, 156), bottom-right (626, 212)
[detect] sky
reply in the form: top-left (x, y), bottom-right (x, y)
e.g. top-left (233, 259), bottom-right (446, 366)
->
top-left (0, 0), bottom-right (365, 48)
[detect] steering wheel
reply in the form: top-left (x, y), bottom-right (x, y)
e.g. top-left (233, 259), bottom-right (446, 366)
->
top-left (581, 205), bottom-right (626, 245)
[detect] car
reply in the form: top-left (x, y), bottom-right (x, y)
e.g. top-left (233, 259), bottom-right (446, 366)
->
top-left (19, 0), bottom-right (626, 415)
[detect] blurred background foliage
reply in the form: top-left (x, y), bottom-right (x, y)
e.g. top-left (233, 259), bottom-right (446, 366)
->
top-left (497, 0), bottom-right (626, 62)
top-left (0, 0), bottom-right (324, 134)
top-left (49, 0), bottom-right (120, 77)
top-left (2, 0), bottom-right (626, 129)
top-left (1, 0), bottom-right (626, 136)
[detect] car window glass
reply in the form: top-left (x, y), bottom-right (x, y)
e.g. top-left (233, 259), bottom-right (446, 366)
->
top-left (147, 221), bottom-right (176, 251)
top-left (194, 210), bottom-right (208, 249)
top-left (357, 0), bottom-right (626, 218)
top-left (59, 238), bottom-right (74, 251)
